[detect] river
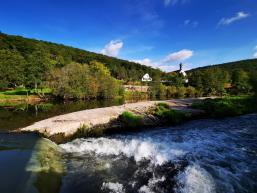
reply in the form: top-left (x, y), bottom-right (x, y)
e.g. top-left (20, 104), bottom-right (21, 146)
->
top-left (0, 102), bottom-right (256, 193)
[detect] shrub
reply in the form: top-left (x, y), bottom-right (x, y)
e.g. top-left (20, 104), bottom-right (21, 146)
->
top-left (176, 87), bottom-right (186, 98)
top-left (166, 86), bottom-right (177, 98)
top-left (120, 111), bottom-right (143, 128)
top-left (186, 86), bottom-right (196, 98)
top-left (124, 91), bottom-right (148, 101)
top-left (154, 103), bottom-right (188, 124)
top-left (192, 96), bottom-right (257, 118)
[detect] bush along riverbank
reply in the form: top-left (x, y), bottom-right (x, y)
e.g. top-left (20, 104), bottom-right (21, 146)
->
top-left (191, 96), bottom-right (257, 118)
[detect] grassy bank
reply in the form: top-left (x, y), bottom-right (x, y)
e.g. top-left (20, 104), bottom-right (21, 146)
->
top-left (153, 103), bottom-right (191, 124)
top-left (192, 96), bottom-right (257, 118)
top-left (0, 87), bottom-right (52, 95)
top-left (0, 88), bottom-right (52, 104)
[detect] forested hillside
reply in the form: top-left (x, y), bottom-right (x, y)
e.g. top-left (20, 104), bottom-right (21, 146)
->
top-left (188, 59), bottom-right (257, 74)
top-left (1, 32), bottom-right (256, 99)
top-left (0, 32), bottom-right (162, 89)
top-left (187, 59), bottom-right (257, 96)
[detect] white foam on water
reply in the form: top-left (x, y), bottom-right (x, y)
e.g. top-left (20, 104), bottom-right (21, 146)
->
top-left (101, 182), bottom-right (124, 193)
top-left (58, 115), bottom-right (257, 193)
top-left (138, 176), bottom-right (166, 193)
top-left (104, 162), bottom-right (111, 169)
top-left (176, 165), bottom-right (216, 193)
top-left (60, 137), bottom-right (186, 165)
top-left (139, 185), bottom-right (154, 193)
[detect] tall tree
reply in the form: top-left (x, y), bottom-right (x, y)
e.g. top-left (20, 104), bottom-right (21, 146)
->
top-left (231, 70), bottom-right (251, 94)
top-left (0, 49), bottom-right (26, 88)
top-left (24, 51), bottom-right (52, 89)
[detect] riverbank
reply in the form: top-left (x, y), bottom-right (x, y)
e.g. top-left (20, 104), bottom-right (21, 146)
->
top-left (0, 88), bottom-right (52, 105)
top-left (0, 93), bottom-right (45, 103)
top-left (18, 96), bottom-right (257, 143)
top-left (19, 99), bottom-right (205, 143)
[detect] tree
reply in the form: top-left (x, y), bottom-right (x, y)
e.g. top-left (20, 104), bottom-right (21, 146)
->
top-left (46, 62), bottom-right (121, 99)
top-left (0, 49), bottom-right (26, 88)
top-left (177, 87), bottom-right (186, 98)
top-left (188, 71), bottom-right (204, 91)
top-left (186, 86), bottom-right (196, 98)
top-left (165, 73), bottom-right (185, 87)
top-left (166, 86), bottom-right (177, 98)
top-left (89, 61), bottom-right (120, 99)
top-left (250, 73), bottom-right (257, 97)
top-left (159, 84), bottom-right (167, 99)
top-left (231, 70), bottom-right (251, 94)
top-left (24, 51), bottom-right (52, 89)
top-left (47, 62), bottom-right (90, 99)
top-left (196, 68), bottom-right (229, 96)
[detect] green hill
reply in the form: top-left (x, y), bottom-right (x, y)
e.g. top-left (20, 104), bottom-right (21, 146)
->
top-left (0, 32), bottom-right (162, 88)
top-left (187, 59), bottom-right (257, 96)
top-left (188, 59), bottom-right (257, 75)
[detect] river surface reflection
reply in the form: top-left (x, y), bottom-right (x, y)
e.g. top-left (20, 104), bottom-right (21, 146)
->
top-left (0, 99), bottom-right (124, 131)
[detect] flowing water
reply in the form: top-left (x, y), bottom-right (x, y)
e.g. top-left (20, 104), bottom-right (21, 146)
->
top-left (58, 114), bottom-right (257, 193)
top-left (1, 111), bottom-right (256, 193)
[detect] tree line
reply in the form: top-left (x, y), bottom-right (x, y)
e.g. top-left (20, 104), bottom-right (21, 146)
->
top-left (0, 32), bottom-right (256, 100)
top-left (46, 61), bottom-right (122, 99)
top-left (0, 32), bottom-right (162, 89)
top-left (187, 62), bottom-right (257, 96)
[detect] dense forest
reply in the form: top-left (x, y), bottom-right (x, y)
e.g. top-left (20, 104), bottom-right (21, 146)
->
top-left (188, 59), bottom-right (257, 74)
top-left (187, 59), bottom-right (257, 96)
top-left (0, 32), bottom-right (256, 100)
top-left (0, 32), bottom-right (162, 89)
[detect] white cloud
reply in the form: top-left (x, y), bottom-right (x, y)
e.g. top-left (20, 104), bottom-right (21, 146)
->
top-left (164, 0), bottom-right (172, 6)
top-left (163, 49), bottom-right (193, 63)
top-left (133, 58), bottom-right (156, 67)
top-left (101, 40), bottom-right (123, 57)
top-left (133, 59), bottom-right (179, 72)
top-left (164, 0), bottom-right (189, 7)
top-left (133, 49), bottom-right (193, 72)
top-left (218, 11), bottom-right (249, 26)
top-left (184, 20), bottom-right (199, 28)
top-left (184, 19), bottom-right (190, 25)
top-left (252, 46), bottom-right (257, 58)
top-left (157, 65), bottom-right (180, 72)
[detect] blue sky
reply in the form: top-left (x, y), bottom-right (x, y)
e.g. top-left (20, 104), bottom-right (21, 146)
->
top-left (0, 0), bottom-right (257, 71)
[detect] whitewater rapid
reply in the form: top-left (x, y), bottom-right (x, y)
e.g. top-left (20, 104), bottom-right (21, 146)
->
top-left (59, 114), bottom-right (257, 193)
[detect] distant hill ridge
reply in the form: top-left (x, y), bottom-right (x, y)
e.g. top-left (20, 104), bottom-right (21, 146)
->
top-left (187, 59), bottom-right (257, 74)
top-left (1, 32), bottom-right (256, 80)
top-left (0, 32), bottom-right (162, 81)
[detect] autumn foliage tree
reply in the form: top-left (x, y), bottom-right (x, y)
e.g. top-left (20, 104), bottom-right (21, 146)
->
top-left (46, 61), bottom-right (121, 99)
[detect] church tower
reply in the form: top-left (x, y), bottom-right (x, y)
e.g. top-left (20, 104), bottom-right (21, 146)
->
top-left (179, 63), bottom-right (183, 71)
